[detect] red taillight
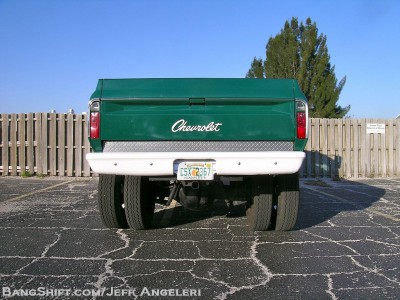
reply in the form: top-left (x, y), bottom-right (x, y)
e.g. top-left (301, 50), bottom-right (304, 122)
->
top-left (297, 112), bottom-right (306, 139)
top-left (90, 112), bottom-right (100, 139)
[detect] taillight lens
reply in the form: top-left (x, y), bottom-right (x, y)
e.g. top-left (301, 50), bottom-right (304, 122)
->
top-left (297, 111), bottom-right (306, 139)
top-left (90, 112), bottom-right (100, 139)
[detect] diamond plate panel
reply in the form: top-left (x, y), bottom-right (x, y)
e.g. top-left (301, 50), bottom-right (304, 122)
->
top-left (103, 141), bottom-right (294, 152)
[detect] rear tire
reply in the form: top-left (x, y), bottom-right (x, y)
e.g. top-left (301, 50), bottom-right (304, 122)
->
top-left (246, 176), bottom-right (273, 231)
top-left (98, 174), bottom-right (128, 229)
top-left (124, 176), bottom-right (156, 229)
top-left (274, 173), bottom-right (299, 231)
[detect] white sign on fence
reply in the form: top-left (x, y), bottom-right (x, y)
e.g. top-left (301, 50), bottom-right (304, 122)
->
top-left (366, 123), bottom-right (385, 134)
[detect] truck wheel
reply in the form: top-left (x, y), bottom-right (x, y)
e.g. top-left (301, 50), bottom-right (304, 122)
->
top-left (274, 173), bottom-right (299, 231)
top-left (246, 176), bottom-right (273, 231)
top-left (98, 174), bottom-right (128, 229)
top-left (124, 176), bottom-right (155, 229)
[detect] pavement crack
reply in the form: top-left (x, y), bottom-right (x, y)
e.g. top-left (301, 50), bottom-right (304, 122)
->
top-left (349, 256), bottom-right (400, 286)
top-left (303, 230), bottom-right (361, 255)
top-left (98, 229), bottom-right (130, 258)
top-left (326, 275), bottom-right (339, 300)
top-left (93, 259), bottom-right (114, 296)
top-left (129, 241), bottom-right (145, 258)
top-left (327, 220), bottom-right (337, 227)
top-left (14, 230), bottom-right (64, 275)
top-left (1, 177), bottom-right (400, 298)
top-left (188, 264), bottom-right (231, 291)
top-left (215, 234), bottom-right (274, 300)
top-left (41, 231), bottom-right (63, 258)
top-left (365, 238), bottom-right (400, 248)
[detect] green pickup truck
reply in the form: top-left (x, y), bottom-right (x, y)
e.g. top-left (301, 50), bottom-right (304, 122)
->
top-left (86, 78), bottom-right (308, 231)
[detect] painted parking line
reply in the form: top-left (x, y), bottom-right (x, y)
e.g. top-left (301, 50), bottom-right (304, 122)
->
top-left (1, 180), bottom-right (75, 204)
top-left (303, 185), bottom-right (400, 222)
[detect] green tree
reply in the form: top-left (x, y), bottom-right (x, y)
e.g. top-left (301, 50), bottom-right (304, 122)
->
top-left (246, 17), bottom-right (350, 118)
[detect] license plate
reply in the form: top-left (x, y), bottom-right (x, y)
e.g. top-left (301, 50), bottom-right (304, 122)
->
top-left (177, 162), bottom-right (214, 180)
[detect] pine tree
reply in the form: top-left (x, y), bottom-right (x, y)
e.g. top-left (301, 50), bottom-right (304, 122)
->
top-left (245, 58), bottom-right (264, 78)
top-left (246, 17), bottom-right (350, 118)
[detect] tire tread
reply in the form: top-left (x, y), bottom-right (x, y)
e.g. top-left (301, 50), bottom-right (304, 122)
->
top-left (98, 174), bottom-right (127, 229)
top-left (275, 174), bottom-right (299, 231)
top-left (124, 176), bottom-right (154, 229)
top-left (246, 176), bottom-right (273, 231)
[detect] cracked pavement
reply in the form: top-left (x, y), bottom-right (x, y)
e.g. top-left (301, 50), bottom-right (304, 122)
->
top-left (0, 177), bottom-right (399, 299)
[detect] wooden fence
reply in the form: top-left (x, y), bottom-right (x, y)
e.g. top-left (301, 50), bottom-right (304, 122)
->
top-left (0, 113), bottom-right (399, 178)
top-left (1, 113), bottom-right (91, 177)
top-left (301, 118), bottom-right (400, 178)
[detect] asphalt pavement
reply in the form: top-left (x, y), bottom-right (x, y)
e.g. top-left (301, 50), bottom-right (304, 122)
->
top-left (0, 176), bottom-right (399, 299)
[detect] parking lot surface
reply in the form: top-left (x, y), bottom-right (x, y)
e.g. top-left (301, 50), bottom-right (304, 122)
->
top-left (0, 177), bottom-right (399, 299)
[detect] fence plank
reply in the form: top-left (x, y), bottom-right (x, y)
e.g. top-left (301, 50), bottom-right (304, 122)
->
top-left (337, 118), bottom-right (343, 178)
top-left (345, 119), bottom-right (351, 178)
top-left (58, 114), bottom-right (66, 176)
top-left (10, 114), bottom-right (17, 176)
top-left (387, 119), bottom-right (394, 177)
top-left (35, 113), bottom-right (43, 174)
top-left (353, 119), bottom-right (359, 178)
top-left (49, 113), bottom-right (57, 175)
top-left (41, 113), bottom-right (48, 175)
top-left (27, 113), bottom-right (34, 174)
top-left (380, 119), bottom-right (387, 177)
top-left (66, 114), bottom-right (74, 176)
top-left (372, 119), bottom-right (379, 176)
top-left (308, 119), bottom-right (315, 177)
top-left (360, 119), bottom-right (366, 177)
top-left (329, 118), bottom-right (336, 178)
top-left (365, 118), bottom-right (371, 177)
top-left (396, 119), bottom-right (400, 176)
top-left (314, 118), bottom-right (321, 178)
top-left (321, 119), bottom-right (328, 177)
top-left (1, 114), bottom-right (9, 175)
top-left (83, 114), bottom-right (91, 177)
top-left (18, 113), bottom-right (26, 174)
top-left (75, 114), bottom-right (82, 177)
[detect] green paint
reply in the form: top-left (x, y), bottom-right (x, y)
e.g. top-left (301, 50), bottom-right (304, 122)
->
top-left (88, 78), bottom-right (308, 152)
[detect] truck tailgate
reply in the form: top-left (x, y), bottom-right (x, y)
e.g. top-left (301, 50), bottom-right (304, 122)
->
top-left (100, 98), bottom-right (295, 141)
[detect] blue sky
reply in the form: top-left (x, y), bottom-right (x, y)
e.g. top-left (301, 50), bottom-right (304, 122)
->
top-left (0, 0), bottom-right (399, 118)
